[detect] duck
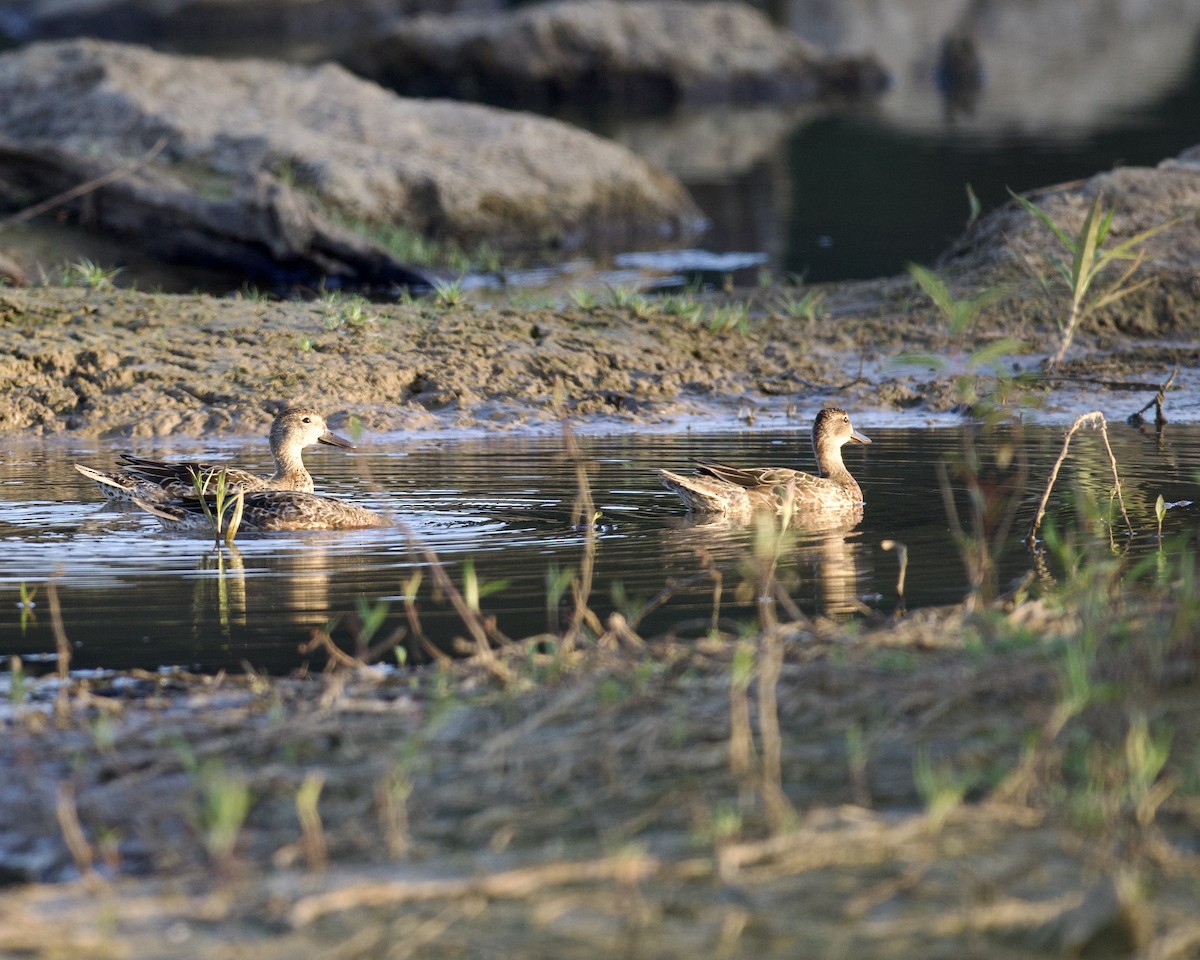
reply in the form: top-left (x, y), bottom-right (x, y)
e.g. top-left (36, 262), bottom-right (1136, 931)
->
top-left (133, 489), bottom-right (390, 532)
top-left (74, 407), bottom-right (355, 502)
top-left (658, 407), bottom-right (870, 519)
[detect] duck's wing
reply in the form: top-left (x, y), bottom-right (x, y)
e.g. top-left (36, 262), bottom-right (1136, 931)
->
top-left (693, 460), bottom-right (815, 490)
top-left (118, 455), bottom-right (266, 492)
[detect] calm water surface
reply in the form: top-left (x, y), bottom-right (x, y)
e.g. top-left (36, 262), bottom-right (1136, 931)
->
top-left (2, 423), bottom-right (1197, 674)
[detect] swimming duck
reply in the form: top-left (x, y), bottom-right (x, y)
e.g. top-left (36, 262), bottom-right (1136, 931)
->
top-left (658, 407), bottom-right (870, 519)
top-left (133, 489), bottom-right (390, 532)
top-left (74, 407), bottom-right (354, 502)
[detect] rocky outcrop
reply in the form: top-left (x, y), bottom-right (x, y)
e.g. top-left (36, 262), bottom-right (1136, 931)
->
top-left (0, 0), bottom-right (500, 60)
top-left (941, 149), bottom-right (1200, 278)
top-left (342, 0), bottom-right (890, 113)
top-left (0, 39), bottom-right (703, 289)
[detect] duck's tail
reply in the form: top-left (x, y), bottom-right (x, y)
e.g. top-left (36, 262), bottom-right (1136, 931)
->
top-left (657, 469), bottom-right (749, 516)
top-left (74, 463), bottom-right (140, 501)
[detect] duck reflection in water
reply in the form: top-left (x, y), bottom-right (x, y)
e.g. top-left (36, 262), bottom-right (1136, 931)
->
top-left (658, 514), bottom-right (869, 621)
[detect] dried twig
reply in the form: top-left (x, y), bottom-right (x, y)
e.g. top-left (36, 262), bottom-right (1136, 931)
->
top-left (0, 137), bottom-right (168, 232)
top-left (561, 418), bottom-right (600, 653)
top-left (1026, 412), bottom-right (1134, 547)
top-left (1127, 367), bottom-right (1177, 428)
top-left (289, 853), bottom-right (662, 927)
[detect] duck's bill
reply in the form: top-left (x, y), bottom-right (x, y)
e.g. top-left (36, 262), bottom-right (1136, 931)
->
top-left (850, 429), bottom-right (871, 445)
top-left (318, 431), bottom-right (356, 450)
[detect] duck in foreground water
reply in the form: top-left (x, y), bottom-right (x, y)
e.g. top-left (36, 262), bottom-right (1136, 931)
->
top-left (74, 407), bottom-right (355, 502)
top-left (133, 489), bottom-right (390, 532)
top-left (658, 407), bottom-right (871, 519)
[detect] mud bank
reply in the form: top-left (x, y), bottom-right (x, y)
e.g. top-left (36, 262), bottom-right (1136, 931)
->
top-left (0, 262), bottom-right (1196, 440)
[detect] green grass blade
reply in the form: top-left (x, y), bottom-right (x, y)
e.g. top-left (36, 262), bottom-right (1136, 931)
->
top-left (1008, 188), bottom-right (1073, 249)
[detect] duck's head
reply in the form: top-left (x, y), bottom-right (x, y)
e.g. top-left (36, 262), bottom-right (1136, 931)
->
top-left (271, 407), bottom-right (355, 451)
top-left (813, 407), bottom-right (870, 451)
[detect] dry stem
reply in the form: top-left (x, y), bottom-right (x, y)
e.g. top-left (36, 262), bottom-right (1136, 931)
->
top-left (1026, 411), bottom-right (1134, 547)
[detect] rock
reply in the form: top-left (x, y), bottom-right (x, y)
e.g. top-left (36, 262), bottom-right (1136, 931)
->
top-left (0, 0), bottom-right (501, 60)
top-left (0, 250), bottom-right (26, 286)
top-left (941, 147), bottom-right (1200, 278)
top-left (0, 39), bottom-right (702, 289)
top-left (341, 0), bottom-right (890, 113)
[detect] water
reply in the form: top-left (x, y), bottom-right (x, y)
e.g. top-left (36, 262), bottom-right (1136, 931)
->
top-left (1, 423), bottom-right (1196, 675)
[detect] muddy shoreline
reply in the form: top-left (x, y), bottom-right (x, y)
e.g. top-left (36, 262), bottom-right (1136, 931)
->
top-left (1, 259), bottom-right (1197, 442)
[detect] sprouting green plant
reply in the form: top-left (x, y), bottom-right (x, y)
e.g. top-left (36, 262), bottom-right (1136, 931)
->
top-left (756, 267), bottom-right (773, 289)
top-left (237, 284), bottom-right (269, 302)
top-left (460, 558), bottom-right (508, 614)
top-left (377, 762), bottom-right (414, 857)
top-left (907, 263), bottom-right (1006, 342)
top-left (658, 291), bottom-right (703, 322)
top-left (913, 747), bottom-right (971, 831)
top-left (354, 597), bottom-right (391, 647)
top-left (90, 713), bottom-right (118, 753)
top-left (778, 288), bottom-right (827, 322)
top-left (197, 760), bottom-right (252, 866)
top-left (433, 278), bottom-right (465, 306)
top-left (1124, 713), bottom-right (1173, 826)
top-left (1155, 494), bottom-right (1166, 546)
top-left (706, 303), bottom-right (750, 334)
top-left (295, 772), bottom-right (327, 870)
top-left (298, 335), bottom-right (314, 352)
top-left (694, 801), bottom-right (743, 846)
top-left (965, 182), bottom-right (982, 226)
top-left (319, 293), bottom-right (375, 330)
top-left (339, 297), bottom-right (374, 327)
top-left (17, 582), bottom-right (37, 634)
top-left (8, 656), bottom-right (25, 707)
top-left (545, 562), bottom-right (575, 631)
top-left (568, 287), bottom-right (598, 310)
top-left (189, 467), bottom-right (244, 546)
top-left (1008, 189), bottom-right (1180, 368)
top-left (61, 258), bottom-right (123, 290)
top-left (607, 286), bottom-right (654, 318)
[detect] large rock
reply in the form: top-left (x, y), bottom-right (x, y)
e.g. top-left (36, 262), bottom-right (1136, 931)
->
top-left (0, 39), bottom-right (703, 288)
top-left (342, 0), bottom-right (890, 113)
top-left (0, 0), bottom-right (501, 60)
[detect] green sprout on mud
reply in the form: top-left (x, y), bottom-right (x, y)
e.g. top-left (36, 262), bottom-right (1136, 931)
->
top-left (295, 772), bottom-right (328, 871)
top-left (189, 467), bottom-right (244, 546)
top-left (1008, 190), bottom-right (1180, 368)
top-left (907, 263), bottom-right (1006, 343)
top-left (198, 760), bottom-right (252, 868)
top-left (705, 303), bottom-right (750, 334)
top-left (568, 287), bottom-right (599, 310)
top-left (658, 291), bottom-right (703, 323)
top-left (7, 656), bottom-right (25, 707)
top-left (607, 286), bottom-right (654, 318)
top-left (61, 258), bottom-right (123, 290)
top-left (320, 293), bottom-right (375, 330)
top-left (777, 288), bottom-right (827, 322)
top-left (433, 278), bottom-right (466, 306)
top-left (236, 284), bottom-right (270, 302)
top-left (1125, 713), bottom-right (1173, 826)
top-left (913, 747), bottom-right (971, 832)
